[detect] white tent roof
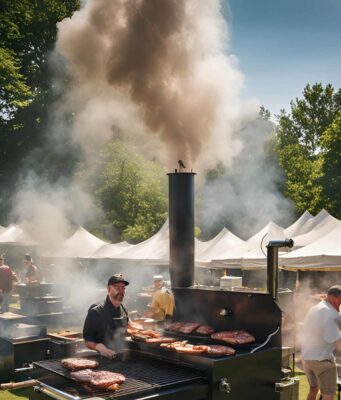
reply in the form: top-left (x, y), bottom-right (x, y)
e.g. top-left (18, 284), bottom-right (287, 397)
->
top-left (284, 210), bottom-right (313, 237)
top-left (194, 234), bottom-right (219, 256)
top-left (0, 224), bottom-right (37, 245)
top-left (280, 224), bottom-right (341, 270)
top-left (114, 220), bottom-right (169, 261)
top-left (45, 226), bottom-right (109, 258)
top-left (292, 211), bottom-right (341, 248)
top-left (213, 221), bottom-right (286, 262)
top-left (89, 241), bottom-right (133, 259)
top-left (196, 227), bottom-right (244, 263)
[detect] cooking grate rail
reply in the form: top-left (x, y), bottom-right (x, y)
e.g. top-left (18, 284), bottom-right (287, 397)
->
top-left (33, 355), bottom-right (204, 399)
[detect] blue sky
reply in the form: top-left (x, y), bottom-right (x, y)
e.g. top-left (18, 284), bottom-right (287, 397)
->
top-left (224, 0), bottom-right (341, 117)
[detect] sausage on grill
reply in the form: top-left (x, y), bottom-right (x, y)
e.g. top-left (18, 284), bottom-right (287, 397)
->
top-left (61, 358), bottom-right (99, 371)
top-left (175, 344), bottom-right (208, 355)
top-left (145, 336), bottom-right (177, 344)
top-left (205, 345), bottom-right (236, 356)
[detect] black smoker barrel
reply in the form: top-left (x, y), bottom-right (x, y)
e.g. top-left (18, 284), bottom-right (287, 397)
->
top-left (168, 172), bottom-right (196, 288)
top-left (267, 239), bottom-right (294, 299)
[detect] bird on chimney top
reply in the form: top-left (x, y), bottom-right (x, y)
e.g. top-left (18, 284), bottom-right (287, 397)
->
top-left (178, 160), bottom-right (186, 171)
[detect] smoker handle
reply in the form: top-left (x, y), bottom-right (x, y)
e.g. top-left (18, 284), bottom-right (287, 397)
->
top-left (35, 382), bottom-right (82, 400)
top-left (250, 326), bottom-right (280, 353)
top-left (1, 380), bottom-right (38, 390)
top-left (275, 378), bottom-right (299, 392)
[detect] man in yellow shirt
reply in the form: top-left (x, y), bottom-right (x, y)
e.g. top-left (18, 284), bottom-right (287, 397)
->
top-left (147, 275), bottom-right (175, 321)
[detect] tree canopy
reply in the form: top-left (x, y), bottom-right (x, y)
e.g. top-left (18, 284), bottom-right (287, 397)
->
top-left (89, 139), bottom-right (168, 243)
top-left (0, 0), bottom-right (80, 221)
top-left (276, 83), bottom-right (341, 216)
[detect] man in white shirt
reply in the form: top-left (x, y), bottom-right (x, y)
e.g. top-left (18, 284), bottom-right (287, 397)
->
top-left (301, 285), bottom-right (341, 400)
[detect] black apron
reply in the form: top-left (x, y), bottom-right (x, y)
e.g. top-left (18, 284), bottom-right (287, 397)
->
top-left (103, 304), bottom-right (129, 353)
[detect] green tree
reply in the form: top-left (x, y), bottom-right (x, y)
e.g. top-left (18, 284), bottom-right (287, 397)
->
top-left (276, 83), bottom-right (341, 214)
top-left (0, 0), bottom-right (80, 222)
top-left (92, 139), bottom-right (168, 243)
top-left (319, 112), bottom-right (341, 218)
top-left (0, 48), bottom-right (31, 122)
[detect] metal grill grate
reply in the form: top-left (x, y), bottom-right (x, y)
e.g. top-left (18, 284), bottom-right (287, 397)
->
top-left (33, 353), bottom-right (204, 399)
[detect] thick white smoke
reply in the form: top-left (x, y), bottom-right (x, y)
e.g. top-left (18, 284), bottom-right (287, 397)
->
top-left (55, 0), bottom-right (245, 170)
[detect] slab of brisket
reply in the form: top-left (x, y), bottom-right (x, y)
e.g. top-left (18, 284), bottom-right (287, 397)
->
top-left (210, 330), bottom-right (255, 345)
top-left (61, 358), bottom-right (99, 371)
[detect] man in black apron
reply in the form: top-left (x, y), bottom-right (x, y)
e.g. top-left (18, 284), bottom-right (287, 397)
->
top-left (83, 274), bottom-right (129, 358)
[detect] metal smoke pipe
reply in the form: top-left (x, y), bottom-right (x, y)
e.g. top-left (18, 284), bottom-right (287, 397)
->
top-left (168, 170), bottom-right (196, 288)
top-left (267, 239), bottom-right (294, 299)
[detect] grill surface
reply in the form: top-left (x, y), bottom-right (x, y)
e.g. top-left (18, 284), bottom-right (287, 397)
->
top-left (33, 353), bottom-right (205, 399)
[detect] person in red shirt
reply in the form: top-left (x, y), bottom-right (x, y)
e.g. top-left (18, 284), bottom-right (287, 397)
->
top-left (0, 254), bottom-right (18, 313)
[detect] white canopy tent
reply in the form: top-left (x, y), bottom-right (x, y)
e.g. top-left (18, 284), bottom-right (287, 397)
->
top-left (0, 224), bottom-right (37, 245)
top-left (210, 221), bottom-right (287, 269)
top-left (291, 211), bottom-right (341, 248)
top-left (280, 224), bottom-right (341, 270)
top-left (113, 219), bottom-right (170, 262)
top-left (284, 210), bottom-right (313, 237)
top-left (195, 235), bottom-right (219, 258)
top-left (195, 227), bottom-right (244, 263)
top-left (89, 241), bottom-right (133, 259)
top-left (43, 226), bottom-right (109, 258)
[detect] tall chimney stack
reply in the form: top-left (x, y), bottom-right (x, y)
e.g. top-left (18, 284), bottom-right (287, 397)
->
top-left (168, 171), bottom-right (196, 288)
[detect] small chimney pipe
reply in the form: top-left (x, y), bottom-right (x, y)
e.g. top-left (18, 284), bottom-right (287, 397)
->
top-left (168, 171), bottom-right (196, 288)
top-left (267, 239), bottom-right (294, 299)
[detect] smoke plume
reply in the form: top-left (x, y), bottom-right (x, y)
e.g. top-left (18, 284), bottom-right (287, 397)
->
top-left (56, 0), bottom-right (245, 169)
top-left (198, 114), bottom-right (294, 239)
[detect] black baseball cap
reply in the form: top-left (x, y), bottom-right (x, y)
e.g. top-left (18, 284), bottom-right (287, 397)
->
top-left (327, 285), bottom-right (341, 296)
top-left (107, 274), bottom-right (129, 286)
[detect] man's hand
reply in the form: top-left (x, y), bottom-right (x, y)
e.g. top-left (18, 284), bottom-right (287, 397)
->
top-left (95, 343), bottom-right (116, 359)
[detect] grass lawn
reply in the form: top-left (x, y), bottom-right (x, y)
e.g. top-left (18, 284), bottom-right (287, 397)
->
top-left (295, 369), bottom-right (338, 400)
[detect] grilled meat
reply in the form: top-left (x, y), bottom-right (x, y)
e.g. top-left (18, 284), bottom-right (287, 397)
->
top-left (61, 358), bottom-right (99, 371)
top-left (194, 325), bottom-right (215, 335)
top-left (70, 369), bottom-right (94, 382)
top-left (175, 344), bottom-right (208, 355)
top-left (131, 332), bottom-right (150, 342)
top-left (211, 331), bottom-right (255, 345)
top-left (165, 322), bottom-right (186, 332)
top-left (70, 369), bottom-right (125, 389)
top-left (90, 371), bottom-right (125, 389)
top-left (140, 330), bottom-right (160, 338)
top-left (145, 336), bottom-right (177, 344)
top-left (178, 322), bottom-right (200, 334)
top-left (205, 345), bottom-right (236, 356)
top-left (165, 321), bottom-right (200, 334)
top-left (160, 340), bottom-right (188, 349)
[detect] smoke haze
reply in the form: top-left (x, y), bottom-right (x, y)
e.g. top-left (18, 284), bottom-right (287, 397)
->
top-left (56, 0), bottom-right (245, 170)
top-left (198, 114), bottom-right (294, 239)
top-left (10, 0), bottom-right (294, 250)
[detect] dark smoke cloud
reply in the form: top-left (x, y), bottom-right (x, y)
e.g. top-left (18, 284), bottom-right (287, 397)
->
top-left (56, 0), bottom-right (245, 169)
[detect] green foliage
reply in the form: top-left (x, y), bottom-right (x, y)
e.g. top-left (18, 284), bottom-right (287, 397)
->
top-left (0, 0), bottom-right (80, 222)
top-left (0, 47), bottom-right (31, 121)
top-left (92, 139), bottom-right (168, 243)
top-left (276, 83), bottom-right (341, 215)
top-left (319, 112), bottom-right (341, 218)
